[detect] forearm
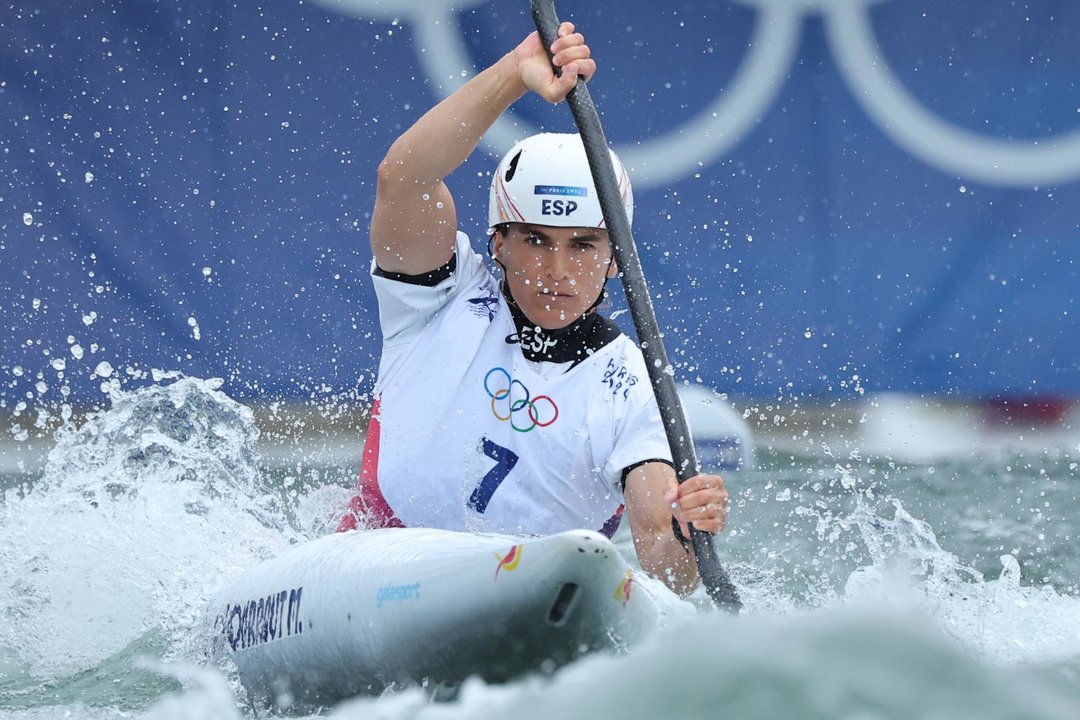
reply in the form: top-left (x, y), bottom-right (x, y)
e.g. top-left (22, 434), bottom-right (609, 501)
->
top-left (379, 52), bottom-right (525, 190)
top-left (635, 527), bottom-right (700, 597)
top-left (624, 462), bottom-right (728, 598)
top-left (626, 464), bottom-right (703, 595)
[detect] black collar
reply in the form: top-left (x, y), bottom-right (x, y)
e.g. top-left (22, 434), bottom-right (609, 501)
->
top-left (502, 283), bottom-right (621, 366)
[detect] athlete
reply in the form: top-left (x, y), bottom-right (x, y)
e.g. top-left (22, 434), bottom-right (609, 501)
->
top-left (338, 21), bottom-right (729, 596)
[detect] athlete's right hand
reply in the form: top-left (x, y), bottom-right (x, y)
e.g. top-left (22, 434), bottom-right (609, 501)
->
top-left (513, 21), bottom-right (596, 104)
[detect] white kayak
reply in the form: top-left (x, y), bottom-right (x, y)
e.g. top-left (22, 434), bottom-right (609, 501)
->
top-left (210, 527), bottom-right (660, 709)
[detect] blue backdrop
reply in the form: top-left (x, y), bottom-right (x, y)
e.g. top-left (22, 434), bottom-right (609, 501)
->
top-left (3, 0), bottom-right (1079, 406)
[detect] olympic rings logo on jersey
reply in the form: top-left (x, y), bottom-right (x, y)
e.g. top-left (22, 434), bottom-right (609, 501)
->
top-left (483, 367), bottom-right (559, 433)
top-left (307, 0), bottom-right (1080, 187)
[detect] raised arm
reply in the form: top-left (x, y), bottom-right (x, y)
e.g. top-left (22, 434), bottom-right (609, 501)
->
top-left (370, 22), bottom-right (596, 274)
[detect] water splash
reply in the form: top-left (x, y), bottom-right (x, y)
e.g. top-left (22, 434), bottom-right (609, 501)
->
top-left (838, 499), bottom-right (1080, 665)
top-left (0, 377), bottom-right (297, 685)
top-left (38, 376), bottom-right (280, 521)
top-left (841, 499), bottom-right (982, 604)
top-left (2, 380), bottom-right (1079, 718)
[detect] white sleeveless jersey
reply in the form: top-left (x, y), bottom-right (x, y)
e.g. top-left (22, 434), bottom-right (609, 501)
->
top-left (349, 231), bottom-right (672, 537)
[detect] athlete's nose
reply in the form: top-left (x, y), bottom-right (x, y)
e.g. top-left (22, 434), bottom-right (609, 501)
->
top-left (544, 246), bottom-right (572, 282)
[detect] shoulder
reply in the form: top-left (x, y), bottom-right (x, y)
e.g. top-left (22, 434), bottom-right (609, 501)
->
top-left (369, 231), bottom-right (498, 348)
top-left (373, 233), bottom-right (497, 305)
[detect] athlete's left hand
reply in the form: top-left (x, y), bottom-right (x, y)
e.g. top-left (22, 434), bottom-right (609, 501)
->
top-left (665, 472), bottom-right (728, 536)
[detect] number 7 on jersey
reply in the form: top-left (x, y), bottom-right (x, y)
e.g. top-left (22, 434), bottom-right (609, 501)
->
top-left (469, 437), bottom-right (519, 513)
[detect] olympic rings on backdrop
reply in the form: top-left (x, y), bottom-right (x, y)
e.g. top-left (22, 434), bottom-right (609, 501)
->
top-left (310, 0), bottom-right (1080, 187)
top-left (483, 367), bottom-right (559, 433)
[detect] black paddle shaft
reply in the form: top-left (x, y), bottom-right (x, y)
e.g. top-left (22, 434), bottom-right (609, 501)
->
top-left (530, 0), bottom-right (741, 613)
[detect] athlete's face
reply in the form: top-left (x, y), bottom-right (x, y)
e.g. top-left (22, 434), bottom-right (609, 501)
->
top-left (493, 223), bottom-right (618, 330)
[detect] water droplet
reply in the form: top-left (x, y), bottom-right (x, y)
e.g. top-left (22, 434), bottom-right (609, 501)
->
top-left (85, 172), bottom-right (95, 183)
top-left (94, 361), bottom-right (114, 378)
top-left (22, 212), bottom-right (33, 226)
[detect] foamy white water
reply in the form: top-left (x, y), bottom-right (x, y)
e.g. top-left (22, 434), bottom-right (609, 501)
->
top-left (1, 377), bottom-right (1078, 719)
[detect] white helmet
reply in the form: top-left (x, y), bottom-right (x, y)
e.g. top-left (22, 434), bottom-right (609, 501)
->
top-left (488, 133), bottom-right (633, 232)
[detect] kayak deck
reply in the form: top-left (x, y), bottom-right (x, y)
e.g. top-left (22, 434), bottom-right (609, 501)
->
top-left (211, 528), bottom-right (659, 709)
